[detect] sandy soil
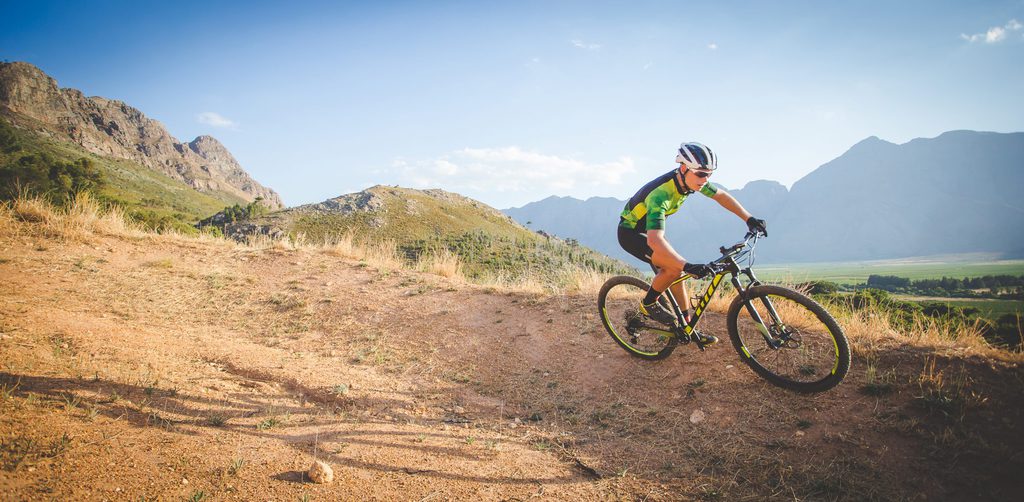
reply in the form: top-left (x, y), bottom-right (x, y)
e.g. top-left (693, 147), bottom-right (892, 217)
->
top-left (1, 222), bottom-right (1022, 501)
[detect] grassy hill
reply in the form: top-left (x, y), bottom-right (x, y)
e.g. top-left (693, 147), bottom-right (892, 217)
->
top-left (0, 116), bottom-right (249, 232)
top-left (216, 185), bottom-right (637, 284)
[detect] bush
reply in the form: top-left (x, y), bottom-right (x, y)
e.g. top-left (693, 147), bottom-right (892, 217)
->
top-left (980, 314), bottom-right (1023, 349)
top-left (804, 280), bottom-right (839, 295)
top-left (1, 153), bottom-right (104, 203)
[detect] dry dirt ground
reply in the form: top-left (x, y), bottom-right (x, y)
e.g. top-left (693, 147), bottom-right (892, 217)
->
top-left (1, 221), bottom-right (1023, 501)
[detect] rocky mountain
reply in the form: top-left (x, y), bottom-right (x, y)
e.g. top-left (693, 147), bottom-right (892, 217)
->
top-left (505, 131), bottom-right (1024, 264)
top-left (0, 61), bottom-right (282, 208)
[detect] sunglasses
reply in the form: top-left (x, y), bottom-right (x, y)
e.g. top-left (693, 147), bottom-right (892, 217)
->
top-left (689, 169), bottom-right (713, 178)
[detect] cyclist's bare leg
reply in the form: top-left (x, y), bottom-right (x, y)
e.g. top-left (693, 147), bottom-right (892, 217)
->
top-left (649, 249), bottom-right (682, 293)
top-left (649, 251), bottom-right (692, 316)
top-left (668, 280), bottom-right (692, 313)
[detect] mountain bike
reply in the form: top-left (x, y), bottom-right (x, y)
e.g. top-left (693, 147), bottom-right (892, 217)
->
top-left (597, 231), bottom-right (850, 393)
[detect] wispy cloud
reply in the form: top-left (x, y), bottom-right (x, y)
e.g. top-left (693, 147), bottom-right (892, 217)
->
top-left (196, 111), bottom-right (237, 128)
top-left (961, 19), bottom-right (1021, 43)
top-left (387, 147), bottom-right (635, 201)
top-left (707, 43), bottom-right (718, 50)
top-left (571, 39), bottom-right (602, 50)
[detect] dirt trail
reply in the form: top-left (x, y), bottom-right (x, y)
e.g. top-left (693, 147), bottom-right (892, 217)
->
top-left (1, 224), bottom-right (1022, 501)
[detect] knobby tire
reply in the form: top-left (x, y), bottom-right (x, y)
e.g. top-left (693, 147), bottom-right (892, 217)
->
top-left (726, 285), bottom-right (850, 393)
top-left (597, 275), bottom-right (677, 360)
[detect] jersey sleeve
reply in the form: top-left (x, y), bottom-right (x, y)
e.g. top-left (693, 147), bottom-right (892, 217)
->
top-left (644, 186), bottom-right (673, 230)
top-left (699, 182), bottom-right (719, 197)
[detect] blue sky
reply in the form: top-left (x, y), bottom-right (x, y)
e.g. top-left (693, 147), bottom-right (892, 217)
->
top-left (3, 0), bottom-right (1023, 209)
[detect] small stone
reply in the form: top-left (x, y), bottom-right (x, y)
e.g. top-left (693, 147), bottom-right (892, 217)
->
top-left (795, 430), bottom-right (805, 437)
top-left (308, 460), bottom-right (334, 484)
top-left (453, 406), bottom-right (465, 414)
top-left (182, 478), bottom-right (189, 485)
top-left (725, 365), bottom-right (734, 369)
top-left (689, 409), bottom-right (706, 424)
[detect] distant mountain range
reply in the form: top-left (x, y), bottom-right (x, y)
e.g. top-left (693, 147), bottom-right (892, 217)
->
top-left (0, 61), bottom-right (281, 209)
top-left (505, 131), bottom-right (1024, 264)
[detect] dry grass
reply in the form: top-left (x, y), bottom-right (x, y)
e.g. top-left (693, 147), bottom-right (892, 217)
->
top-left (416, 249), bottom-right (464, 279)
top-left (319, 232), bottom-right (405, 270)
top-left (0, 199), bottom-right (14, 235)
top-left (556, 265), bottom-right (610, 294)
top-left (825, 298), bottom-right (1011, 360)
top-left (321, 232), bottom-right (361, 259)
top-left (6, 192), bottom-right (143, 241)
top-left (474, 270), bottom-right (551, 296)
top-left (916, 356), bottom-right (986, 423)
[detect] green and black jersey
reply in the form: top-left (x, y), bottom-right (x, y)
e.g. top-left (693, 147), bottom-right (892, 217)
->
top-left (619, 169), bottom-right (718, 233)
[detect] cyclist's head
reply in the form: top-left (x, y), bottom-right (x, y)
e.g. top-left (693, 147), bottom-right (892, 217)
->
top-left (675, 142), bottom-right (717, 172)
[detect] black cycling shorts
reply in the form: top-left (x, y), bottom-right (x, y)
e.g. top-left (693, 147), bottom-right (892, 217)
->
top-left (618, 225), bottom-right (653, 264)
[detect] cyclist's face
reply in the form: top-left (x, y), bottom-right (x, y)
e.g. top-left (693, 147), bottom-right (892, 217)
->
top-left (684, 168), bottom-right (711, 187)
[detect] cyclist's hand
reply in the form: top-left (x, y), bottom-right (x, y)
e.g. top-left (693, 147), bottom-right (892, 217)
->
top-left (746, 216), bottom-right (768, 237)
top-left (683, 262), bottom-right (714, 279)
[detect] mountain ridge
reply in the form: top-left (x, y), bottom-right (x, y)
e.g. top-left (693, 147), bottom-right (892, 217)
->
top-left (505, 130), bottom-right (1024, 264)
top-left (0, 61), bottom-right (282, 208)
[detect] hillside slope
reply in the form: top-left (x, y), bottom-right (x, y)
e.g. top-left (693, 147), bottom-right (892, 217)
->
top-left (211, 185), bottom-right (635, 280)
top-left (1, 202), bottom-right (1022, 500)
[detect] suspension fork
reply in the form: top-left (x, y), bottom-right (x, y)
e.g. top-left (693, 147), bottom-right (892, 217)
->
top-left (731, 270), bottom-right (784, 348)
top-left (744, 269), bottom-right (785, 326)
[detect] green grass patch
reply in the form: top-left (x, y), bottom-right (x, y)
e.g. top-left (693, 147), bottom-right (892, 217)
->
top-left (757, 255), bottom-right (1024, 285)
top-left (896, 297), bottom-right (1024, 319)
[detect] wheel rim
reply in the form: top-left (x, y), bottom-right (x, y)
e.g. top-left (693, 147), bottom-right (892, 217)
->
top-left (601, 280), bottom-right (675, 357)
top-left (734, 294), bottom-right (840, 384)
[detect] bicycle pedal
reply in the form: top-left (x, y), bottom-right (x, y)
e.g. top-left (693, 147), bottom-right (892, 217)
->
top-left (690, 330), bottom-right (718, 349)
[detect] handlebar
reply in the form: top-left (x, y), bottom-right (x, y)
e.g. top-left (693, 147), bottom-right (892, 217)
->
top-left (707, 230), bottom-right (764, 273)
top-left (719, 231), bottom-right (761, 257)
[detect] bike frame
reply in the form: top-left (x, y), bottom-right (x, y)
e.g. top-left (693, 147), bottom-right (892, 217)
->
top-left (660, 239), bottom-right (787, 350)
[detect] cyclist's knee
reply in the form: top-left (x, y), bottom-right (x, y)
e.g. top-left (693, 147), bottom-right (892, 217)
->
top-left (659, 263), bottom-right (683, 278)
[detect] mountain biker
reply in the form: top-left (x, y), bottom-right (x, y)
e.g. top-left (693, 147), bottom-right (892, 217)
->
top-left (618, 141), bottom-right (767, 344)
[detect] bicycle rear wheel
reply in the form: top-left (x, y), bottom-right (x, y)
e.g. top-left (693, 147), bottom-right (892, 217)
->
top-left (597, 276), bottom-right (677, 360)
top-left (727, 285), bottom-right (850, 392)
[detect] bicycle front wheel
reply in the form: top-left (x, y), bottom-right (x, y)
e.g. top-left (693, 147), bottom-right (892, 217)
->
top-left (727, 285), bottom-right (850, 392)
top-left (597, 276), bottom-right (677, 360)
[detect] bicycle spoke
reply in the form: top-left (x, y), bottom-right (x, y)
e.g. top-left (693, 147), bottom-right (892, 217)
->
top-left (728, 286), bottom-right (849, 391)
top-left (598, 276), bottom-right (677, 359)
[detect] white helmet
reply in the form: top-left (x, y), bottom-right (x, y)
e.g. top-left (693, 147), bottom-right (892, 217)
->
top-left (675, 142), bottom-right (717, 171)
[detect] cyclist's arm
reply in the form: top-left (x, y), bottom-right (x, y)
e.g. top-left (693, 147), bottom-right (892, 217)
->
top-left (711, 190), bottom-right (752, 222)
